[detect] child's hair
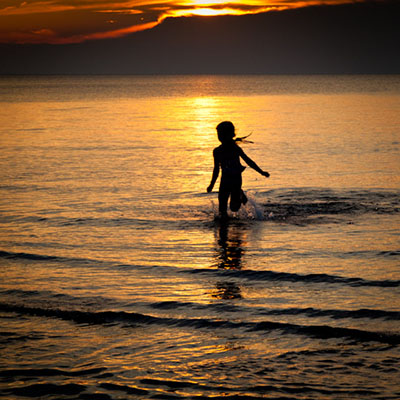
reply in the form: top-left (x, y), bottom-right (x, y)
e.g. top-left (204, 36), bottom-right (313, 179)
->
top-left (216, 121), bottom-right (235, 143)
top-left (216, 121), bottom-right (253, 144)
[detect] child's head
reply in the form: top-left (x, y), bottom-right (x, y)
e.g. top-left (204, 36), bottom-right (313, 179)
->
top-left (216, 121), bottom-right (235, 144)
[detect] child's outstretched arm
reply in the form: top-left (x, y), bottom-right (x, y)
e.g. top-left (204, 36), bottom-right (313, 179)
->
top-left (207, 151), bottom-right (220, 192)
top-left (239, 148), bottom-right (270, 178)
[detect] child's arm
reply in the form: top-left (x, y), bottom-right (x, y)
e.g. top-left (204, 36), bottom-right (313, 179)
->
top-left (239, 148), bottom-right (270, 178)
top-left (207, 151), bottom-right (220, 192)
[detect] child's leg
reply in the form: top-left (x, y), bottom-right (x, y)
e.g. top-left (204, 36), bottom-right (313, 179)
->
top-left (229, 175), bottom-right (243, 212)
top-left (230, 188), bottom-right (242, 212)
top-left (218, 188), bottom-right (229, 216)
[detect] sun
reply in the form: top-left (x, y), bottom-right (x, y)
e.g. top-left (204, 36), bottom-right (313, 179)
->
top-left (166, 1), bottom-right (274, 18)
top-left (171, 7), bottom-right (244, 17)
top-left (190, 8), bottom-right (230, 16)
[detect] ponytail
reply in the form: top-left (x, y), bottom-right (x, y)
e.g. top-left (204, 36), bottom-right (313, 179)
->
top-left (217, 121), bottom-right (254, 144)
top-left (234, 132), bottom-right (253, 144)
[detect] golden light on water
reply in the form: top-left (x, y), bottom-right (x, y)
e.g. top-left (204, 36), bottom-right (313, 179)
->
top-left (1, 75), bottom-right (400, 398)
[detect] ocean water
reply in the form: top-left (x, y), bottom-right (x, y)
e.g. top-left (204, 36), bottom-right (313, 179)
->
top-left (0, 74), bottom-right (399, 399)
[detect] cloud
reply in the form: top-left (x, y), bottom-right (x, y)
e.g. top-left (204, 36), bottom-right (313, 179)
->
top-left (0, 0), bottom-right (372, 44)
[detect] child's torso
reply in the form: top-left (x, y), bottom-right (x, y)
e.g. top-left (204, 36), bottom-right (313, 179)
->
top-left (215, 144), bottom-right (245, 176)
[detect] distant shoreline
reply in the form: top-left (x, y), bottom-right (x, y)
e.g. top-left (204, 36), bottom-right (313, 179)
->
top-left (1, 73), bottom-right (400, 77)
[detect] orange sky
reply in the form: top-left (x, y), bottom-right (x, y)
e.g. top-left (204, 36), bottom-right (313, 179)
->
top-left (0, 0), bottom-right (364, 44)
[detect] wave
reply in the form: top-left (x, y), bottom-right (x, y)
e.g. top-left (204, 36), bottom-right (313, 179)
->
top-left (0, 289), bottom-right (120, 312)
top-left (0, 250), bottom-right (112, 267)
top-left (0, 250), bottom-right (65, 262)
top-left (3, 288), bottom-right (398, 322)
top-left (2, 189), bottom-right (399, 229)
top-left (0, 367), bottom-right (106, 378)
top-left (150, 301), bottom-right (400, 321)
top-left (138, 377), bottom-right (381, 399)
top-left (0, 214), bottom-right (176, 229)
top-left (6, 375), bottom-right (381, 400)
top-left (261, 307), bottom-right (400, 321)
top-left (1, 303), bottom-right (399, 345)
top-left (188, 267), bottom-right (400, 288)
top-left (3, 288), bottom-right (399, 323)
top-left (253, 188), bottom-right (400, 222)
top-left (1, 249), bottom-right (399, 288)
top-left (4, 383), bottom-right (86, 398)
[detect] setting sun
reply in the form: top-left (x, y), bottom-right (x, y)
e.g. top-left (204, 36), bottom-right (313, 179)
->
top-left (168, 7), bottom-right (251, 17)
top-left (165, 0), bottom-right (281, 18)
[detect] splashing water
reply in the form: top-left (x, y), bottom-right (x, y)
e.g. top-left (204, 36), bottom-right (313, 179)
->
top-left (210, 192), bottom-right (267, 220)
top-left (242, 192), bottom-right (266, 220)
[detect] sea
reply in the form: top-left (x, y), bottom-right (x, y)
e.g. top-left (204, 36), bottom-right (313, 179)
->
top-left (0, 75), bottom-right (399, 399)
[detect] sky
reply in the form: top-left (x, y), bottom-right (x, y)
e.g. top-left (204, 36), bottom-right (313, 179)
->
top-left (0, 0), bottom-right (364, 44)
top-left (0, 0), bottom-right (399, 74)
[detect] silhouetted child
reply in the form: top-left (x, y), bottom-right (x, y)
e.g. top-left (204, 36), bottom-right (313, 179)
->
top-left (207, 121), bottom-right (269, 217)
